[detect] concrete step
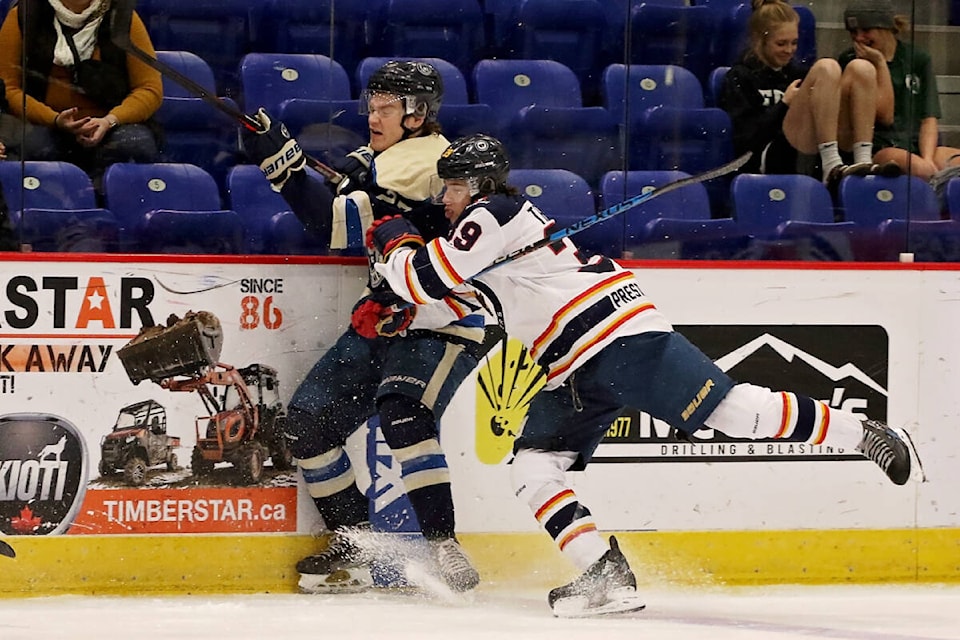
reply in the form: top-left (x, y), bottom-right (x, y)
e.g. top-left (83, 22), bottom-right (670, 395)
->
top-left (939, 75), bottom-right (960, 145)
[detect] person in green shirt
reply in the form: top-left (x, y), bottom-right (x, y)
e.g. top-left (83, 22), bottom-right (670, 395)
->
top-left (839, 0), bottom-right (960, 192)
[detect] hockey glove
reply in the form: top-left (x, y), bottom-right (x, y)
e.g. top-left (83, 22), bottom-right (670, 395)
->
top-left (328, 146), bottom-right (374, 195)
top-left (351, 296), bottom-right (416, 339)
top-left (242, 108), bottom-right (306, 192)
top-left (366, 215), bottom-right (425, 258)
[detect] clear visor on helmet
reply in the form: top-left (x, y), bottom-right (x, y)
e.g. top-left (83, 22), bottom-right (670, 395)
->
top-left (431, 178), bottom-right (478, 204)
top-left (359, 92), bottom-right (418, 117)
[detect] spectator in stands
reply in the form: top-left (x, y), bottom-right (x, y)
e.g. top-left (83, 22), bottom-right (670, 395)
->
top-left (719, 0), bottom-right (898, 195)
top-left (840, 0), bottom-right (960, 192)
top-left (0, 190), bottom-right (17, 251)
top-left (0, 0), bottom-right (162, 185)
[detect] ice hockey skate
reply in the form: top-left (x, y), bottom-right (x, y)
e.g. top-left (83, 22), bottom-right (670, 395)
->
top-left (857, 419), bottom-right (924, 485)
top-left (430, 537), bottom-right (480, 592)
top-left (548, 536), bottom-right (645, 618)
top-left (297, 524), bottom-right (374, 594)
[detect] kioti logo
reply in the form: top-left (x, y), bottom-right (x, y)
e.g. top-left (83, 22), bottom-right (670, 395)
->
top-left (0, 414), bottom-right (88, 535)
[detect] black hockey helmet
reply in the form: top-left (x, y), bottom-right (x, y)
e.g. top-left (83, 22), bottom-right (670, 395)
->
top-left (437, 134), bottom-right (510, 196)
top-left (362, 60), bottom-right (443, 122)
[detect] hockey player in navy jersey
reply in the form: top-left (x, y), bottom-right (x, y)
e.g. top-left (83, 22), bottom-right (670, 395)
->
top-left (367, 133), bottom-right (922, 617)
top-left (242, 61), bottom-right (485, 594)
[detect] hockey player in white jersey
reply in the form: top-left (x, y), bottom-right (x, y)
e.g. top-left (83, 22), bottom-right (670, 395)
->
top-left (367, 133), bottom-right (922, 617)
top-left (241, 62), bottom-right (484, 595)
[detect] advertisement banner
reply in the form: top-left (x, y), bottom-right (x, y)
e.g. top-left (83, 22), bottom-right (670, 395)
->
top-left (0, 259), bottom-right (361, 537)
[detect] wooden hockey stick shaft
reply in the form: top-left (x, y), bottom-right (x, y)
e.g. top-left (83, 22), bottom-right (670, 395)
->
top-left (109, 30), bottom-right (344, 183)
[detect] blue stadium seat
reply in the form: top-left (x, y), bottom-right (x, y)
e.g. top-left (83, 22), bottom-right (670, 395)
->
top-left (239, 53), bottom-right (361, 163)
top-left (731, 173), bottom-right (855, 260)
top-left (102, 163), bottom-right (242, 252)
top-left (138, 0), bottom-right (255, 98)
top-left (627, 4), bottom-right (716, 84)
top-left (16, 208), bottom-right (121, 253)
top-left (794, 5), bottom-right (818, 68)
top-left (473, 59), bottom-right (584, 134)
top-left (508, 169), bottom-right (612, 255)
top-left (632, 106), bottom-right (734, 211)
top-left (599, 0), bottom-right (688, 57)
top-left (482, 0), bottom-right (523, 50)
top-left (839, 176), bottom-right (941, 226)
top-left (511, 105), bottom-right (618, 188)
top-left (706, 66), bottom-right (730, 108)
top-left (0, 161), bottom-right (119, 252)
top-left (839, 175), bottom-right (941, 261)
top-left (637, 217), bottom-right (751, 260)
top-left (730, 173), bottom-right (835, 238)
top-left (947, 177), bottom-right (960, 220)
top-left (256, 0), bottom-right (371, 76)
top-left (633, 108), bottom-right (733, 173)
top-left (240, 53), bottom-right (352, 115)
top-left (712, 2), bottom-right (750, 68)
top-left (474, 59), bottom-right (618, 186)
top-left (599, 170), bottom-right (712, 249)
top-left (154, 51), bottom-right (241, 183)
top-left (137, 210), bottom-right (245, 255)
top-left (376, 0), bottom-right (484, 77)
top-left (266, 211), bottom-right (329, 255)
top-left (601, 64), bottom-right (704, 123)
top-left (225, 164), bottom-right (293, 254)
top-left (0, 161), bottom-right (98, 215)
top-left (875, 219), bottom-right (960, 262)
top-left (511, 0), bottom-right (609, 102)
top-left (277, 99), bottom-right (368, 162)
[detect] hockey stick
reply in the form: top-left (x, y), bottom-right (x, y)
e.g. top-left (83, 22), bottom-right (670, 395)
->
top-left (0, 539), bottom-right (15, 558)
top-left (385, 152), bottom-right (752, 313)
top-left (108, 28), bottom-right (344, 183)
top-left (477, 151), bottom-right (753, 275)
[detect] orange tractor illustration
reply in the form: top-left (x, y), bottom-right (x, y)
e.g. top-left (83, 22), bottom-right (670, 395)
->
top-left (117, 311), bottom-right (293, 484)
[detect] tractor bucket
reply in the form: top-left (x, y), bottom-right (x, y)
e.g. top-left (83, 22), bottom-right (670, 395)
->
top-left (118, 311), bottom-right (224, 384)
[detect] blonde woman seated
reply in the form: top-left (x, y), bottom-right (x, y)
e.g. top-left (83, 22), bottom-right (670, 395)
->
top-left (720, 0), bottom-right (898, 195)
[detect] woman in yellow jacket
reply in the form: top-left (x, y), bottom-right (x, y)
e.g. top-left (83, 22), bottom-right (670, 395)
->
top-left (0, 0), bottom-right (162, 182)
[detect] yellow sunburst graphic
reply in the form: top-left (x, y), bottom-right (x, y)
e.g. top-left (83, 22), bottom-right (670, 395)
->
top-left (475, 337), bottom-right (546, 465)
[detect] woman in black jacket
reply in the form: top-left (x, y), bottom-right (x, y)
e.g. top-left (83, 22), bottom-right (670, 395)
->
top-left (719, 0), bottom-right (898, 193)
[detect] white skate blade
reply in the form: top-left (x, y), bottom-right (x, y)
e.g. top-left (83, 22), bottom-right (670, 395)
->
top-left (893, 427), bottom-right (927, 483)
top-left (552, 587), bottom-right (646, 619)
top-left (298, 567), bottom-right (374, 594)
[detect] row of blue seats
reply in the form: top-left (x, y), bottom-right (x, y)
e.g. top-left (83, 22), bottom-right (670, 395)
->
top-left (2, 161), bottom-right (959, 261)
top-left (155, 52), bottom-right (739, 193)
top-left (130, 0), bottom-right (811, 99)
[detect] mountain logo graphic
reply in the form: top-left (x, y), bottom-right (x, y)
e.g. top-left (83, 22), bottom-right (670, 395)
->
top-left (594, 324), bottom-right (888, 463)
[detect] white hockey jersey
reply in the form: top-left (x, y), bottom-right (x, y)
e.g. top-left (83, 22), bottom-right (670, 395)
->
top-left (375, 194), bottom-right (673, 388)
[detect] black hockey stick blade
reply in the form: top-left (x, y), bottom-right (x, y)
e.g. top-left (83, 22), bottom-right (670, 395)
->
top-left (108, 26), bottom-right (344, 183)
top-left (479, 151), bottom-right (753, 274)
top-left (0, 539), bottom-right (15, 558)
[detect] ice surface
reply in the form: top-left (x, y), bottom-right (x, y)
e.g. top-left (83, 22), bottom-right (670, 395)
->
top-left (1, 584), bottom-right (959, 640)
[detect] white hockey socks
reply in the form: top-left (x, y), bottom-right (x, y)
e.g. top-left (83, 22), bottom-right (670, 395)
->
top-left (704, 383), bottom-right (863, 450)
top-left (511, 448), bottom-right (609, 571)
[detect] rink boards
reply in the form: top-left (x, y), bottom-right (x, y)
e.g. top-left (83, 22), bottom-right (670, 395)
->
top-left (0, 255), bottom-right (957, 596)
